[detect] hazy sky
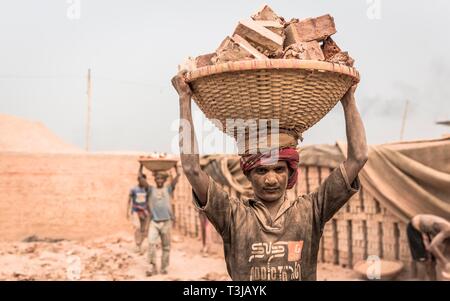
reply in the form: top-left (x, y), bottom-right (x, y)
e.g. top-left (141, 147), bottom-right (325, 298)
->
top-left (0, 0), bottom-right (449, 154)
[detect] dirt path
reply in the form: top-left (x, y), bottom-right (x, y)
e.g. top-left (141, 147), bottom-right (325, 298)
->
top-left (0, 231), bottom-right (359, 281)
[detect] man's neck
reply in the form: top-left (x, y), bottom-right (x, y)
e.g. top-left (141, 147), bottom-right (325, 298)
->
top-left (258, 194), bottom-right (286, 220)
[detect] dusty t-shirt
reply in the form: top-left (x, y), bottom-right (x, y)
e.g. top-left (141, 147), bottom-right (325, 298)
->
top-left (149, 185), bottom-right (174, 222)
top-left (192, 163), bottom-right (360, 281)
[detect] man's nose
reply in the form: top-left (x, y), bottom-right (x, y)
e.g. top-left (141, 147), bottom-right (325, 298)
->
top-left (264, 172), bottom-right (278, 185)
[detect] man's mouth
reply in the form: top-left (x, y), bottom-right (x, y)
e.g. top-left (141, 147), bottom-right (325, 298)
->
top-left (263, 187), bottom-right (280, 192)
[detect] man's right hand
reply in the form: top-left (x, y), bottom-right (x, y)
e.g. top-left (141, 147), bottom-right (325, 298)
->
top-left (171, 70), bottom-right (193, 99)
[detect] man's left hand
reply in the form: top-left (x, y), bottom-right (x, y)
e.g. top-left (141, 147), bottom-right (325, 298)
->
top-left (341, 84), bottom-right (357, 107)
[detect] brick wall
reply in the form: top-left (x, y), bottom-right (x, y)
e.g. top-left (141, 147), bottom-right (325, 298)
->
top-left (300, 164), bottom-right (414, 277)
top-left (0, 152), bottom-right (141, 241)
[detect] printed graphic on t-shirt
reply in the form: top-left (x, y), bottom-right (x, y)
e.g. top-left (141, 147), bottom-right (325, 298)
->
top-left (135, 192), bottom-right (147, 204)
top-left (248, 240), bottom-right (303, 281)
top-left (152, 187), bottom-right (171, 201)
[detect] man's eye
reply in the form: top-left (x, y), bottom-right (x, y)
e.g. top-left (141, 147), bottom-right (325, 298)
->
top-left (275, 167), bottom-right (285, 173)
top-left (256, 169), bottom-right (266, 174)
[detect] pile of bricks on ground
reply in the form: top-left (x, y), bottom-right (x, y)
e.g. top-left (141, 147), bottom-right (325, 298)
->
top-left (183, 5), bottom-right (354, 70)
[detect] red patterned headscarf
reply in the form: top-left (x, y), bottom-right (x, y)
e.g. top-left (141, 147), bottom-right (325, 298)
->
top-left (240, 147), bottom-right (299, 189)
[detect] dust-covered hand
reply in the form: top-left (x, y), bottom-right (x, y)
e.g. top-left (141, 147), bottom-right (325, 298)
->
top-left (340, 84), bottom-right (357, 108)
top-left (171, 70), bottom-right (193, 100)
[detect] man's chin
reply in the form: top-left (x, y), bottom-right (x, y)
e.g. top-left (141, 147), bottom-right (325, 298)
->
top-left (259, 193), bottom-right (284, 202)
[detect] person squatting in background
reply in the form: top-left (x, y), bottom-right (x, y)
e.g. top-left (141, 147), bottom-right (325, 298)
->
top-left (407, 214), bottom-right (450, 280)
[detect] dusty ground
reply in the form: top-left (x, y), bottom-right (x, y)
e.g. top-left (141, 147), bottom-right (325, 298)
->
top-left (0, 231), bottom-right (360, 281)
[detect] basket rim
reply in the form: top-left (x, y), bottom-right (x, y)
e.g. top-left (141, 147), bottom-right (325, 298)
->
top-left (138, 157), bottom-right (178, 163)
top-left (185, 59), bottom-right (360, 83)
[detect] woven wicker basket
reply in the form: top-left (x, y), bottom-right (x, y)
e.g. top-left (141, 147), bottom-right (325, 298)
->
top-left (186, 59), bottom-right (360, 137)
top-left (139, 157), bottom-right (177, 172)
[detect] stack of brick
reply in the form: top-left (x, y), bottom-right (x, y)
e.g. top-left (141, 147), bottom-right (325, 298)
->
top-left (181, 5), bottom-right (355, 71)
top-left (296, 164), bottom-right (413, 278)
top-left (321, 222), bottom-right (335, 262)
top-left (0, 152), bottom-right (145, 240)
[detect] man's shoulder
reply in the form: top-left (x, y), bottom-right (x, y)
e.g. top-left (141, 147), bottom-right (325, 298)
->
top-left (295, 193), bottom-right (313, 201)
top-left (233, 193), bottom-right (257, 206)
top-left (291, 194), bottom-right (314, 208)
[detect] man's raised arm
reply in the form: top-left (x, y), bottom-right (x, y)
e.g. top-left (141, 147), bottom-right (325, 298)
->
top-left (170, 165), bottom-right (181, 191)
top-left (171, 71), bottom-right (210, 206)
top-left (341, 85), bottom-right (368, 183)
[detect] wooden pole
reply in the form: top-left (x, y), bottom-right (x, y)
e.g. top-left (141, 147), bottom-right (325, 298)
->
top-left (86, 69), bottom-right (92, 151)
top-left (400, 100), bottom-right (409, 141)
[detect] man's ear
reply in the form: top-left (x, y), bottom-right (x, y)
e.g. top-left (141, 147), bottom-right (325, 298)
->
top-left (288, 167), bottom-right (294, 177)
top-left (244, 171), bottom-right (251, 182)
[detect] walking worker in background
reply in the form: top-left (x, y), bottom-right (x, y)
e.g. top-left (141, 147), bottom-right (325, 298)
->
top-left (172, 71), bottom-right (368, 281)
top-left (146, 166), bottom-right (180, 276)
top-left (127, 173), bottom-right (150, 254)
top-left (407, 214), bottom-right (450, 280)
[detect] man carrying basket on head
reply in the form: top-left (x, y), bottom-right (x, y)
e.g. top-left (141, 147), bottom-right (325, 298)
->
top-left (172, 69), bottom-right (368, 281)
top-left (145, 165), bottom-right (180, 276)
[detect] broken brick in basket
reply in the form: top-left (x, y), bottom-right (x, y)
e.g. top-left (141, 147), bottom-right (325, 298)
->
top-left (178, 5), bottom-right (360, 150)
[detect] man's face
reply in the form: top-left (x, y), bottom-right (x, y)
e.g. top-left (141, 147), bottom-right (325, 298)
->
top-left (248, 161), bottom-right (289, 203)
top-left (138, 176), bottom-right (147, 187)
top-left (155, 175), bottom-right (167, 188)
